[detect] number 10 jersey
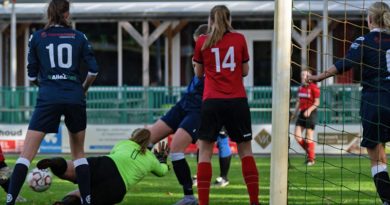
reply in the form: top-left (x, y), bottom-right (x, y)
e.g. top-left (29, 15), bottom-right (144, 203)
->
top-left (27, 26), bottom-right (99, 105)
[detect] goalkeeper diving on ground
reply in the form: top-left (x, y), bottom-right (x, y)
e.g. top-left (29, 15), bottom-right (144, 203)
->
top-left (36, 128), bottom-right (169, 205)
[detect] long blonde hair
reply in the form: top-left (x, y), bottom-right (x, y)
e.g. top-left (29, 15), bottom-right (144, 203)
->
top-left (202, 5), bottom-right (233, 50)
top-left (368, 2), bottom-right (390, 30)
top-left (130, 128), bottom-right (151, 154)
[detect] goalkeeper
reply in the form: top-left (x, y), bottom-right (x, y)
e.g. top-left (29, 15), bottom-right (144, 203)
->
top-left (36, 128), bottom-right (169, 205)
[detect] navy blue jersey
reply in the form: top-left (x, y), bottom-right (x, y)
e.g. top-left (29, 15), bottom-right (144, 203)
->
top-left (179, 76), bottom-right (204, 110)
top-left (334, 29), bottom-right (390, 92)
top-left (27, 26), bottom-right (99, 105)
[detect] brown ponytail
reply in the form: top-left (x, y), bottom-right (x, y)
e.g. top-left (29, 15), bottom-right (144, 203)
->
top-left (202, 5), bottom-right (233, 50)
top-left (45, 0), bottom-right (70, 29)
top-left (368, 2), bottom-right (390, 30)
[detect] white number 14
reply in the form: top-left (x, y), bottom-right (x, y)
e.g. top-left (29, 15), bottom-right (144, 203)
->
top-left (211, 46), bottom-right (236, 72)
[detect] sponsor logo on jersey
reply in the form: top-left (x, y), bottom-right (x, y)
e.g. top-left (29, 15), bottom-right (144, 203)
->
top-left (356, 36), bottom-right (365, 41)
top-left (41, 32), bottom-right (47, 38)
top-left (48, 74), bottom-right (77, 81)
top-left (350, 42), bottom-right (360, 49)
top-left (298, 92), bottom-right (310, 98)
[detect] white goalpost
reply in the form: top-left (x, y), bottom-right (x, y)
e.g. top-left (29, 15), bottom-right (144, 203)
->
top-left (270, 0), bottom-right (293, 204)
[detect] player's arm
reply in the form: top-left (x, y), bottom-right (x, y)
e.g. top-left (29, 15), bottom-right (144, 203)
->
top-left (242, 62), bottom-right (249, 77)
top-left (242, 35), bottom-right (250, 77)
top-left (151, 142), bottom-right (170, 177)
top-left (27, 34), bottom-right (39, 87)
top-left (310, 37), bottom-right (363, 82)
top-left (81, 34), bottom-right (99, 95)
top-left (292, 99), bottom-right (300, 120)
top-left (306, 98), bottom-right (320, 114)
top-left (194, 62), bottom-right (204, 78)
top-left (193, 36), bottom-right (204, 78)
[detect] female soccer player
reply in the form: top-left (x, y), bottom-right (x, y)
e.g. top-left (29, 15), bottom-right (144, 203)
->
top-left (6, 0), bottom-right (98, 204)
top-left (37, 128), bottom-right (169, 205)
top-left (193, 5), bottom-right (259, 205)
top-left (148, 24), bottom-right (232, 205)
top-left (293, 69), bottom-right (320, 166)
top-left (309, 2), bottom-right (390, 203)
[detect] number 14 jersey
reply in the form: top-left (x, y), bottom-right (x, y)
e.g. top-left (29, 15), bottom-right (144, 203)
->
top-left (193, 32), bottom-right (249, 100)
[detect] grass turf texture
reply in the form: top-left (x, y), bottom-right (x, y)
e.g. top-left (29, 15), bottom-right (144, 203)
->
top-left (0, 155), bottom-right (383, 204)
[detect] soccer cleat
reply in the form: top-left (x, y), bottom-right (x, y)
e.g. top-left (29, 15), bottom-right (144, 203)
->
top-left (15, 195), bottom-right (27, 203)
top-left (173, 195), bottom-right (198, 205)
top-left (213, 176), bottom-right (229, 187)
top-left (306, 160), bottom-right (315, 166)
top-left (192, 175), bottom-right (197, 187)
top-left (0, 166), bottom-right (12, 184)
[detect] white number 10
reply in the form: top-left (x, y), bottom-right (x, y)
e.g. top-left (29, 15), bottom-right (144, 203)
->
top-left (211, 46), bottom-right (236, 72)
top-left (46, 43), bottom-right (72, 69)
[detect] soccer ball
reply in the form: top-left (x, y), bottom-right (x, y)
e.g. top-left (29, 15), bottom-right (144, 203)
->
top-left (26, 168), bottom-right (52, 192)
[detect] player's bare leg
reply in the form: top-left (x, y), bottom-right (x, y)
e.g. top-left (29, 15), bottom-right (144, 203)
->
top-left (367, 144), bottom-right (390, 203)
top-left (7, 130), bottom-right (45, 205)
top-left (148, 120), bottom-right (173, 144)
top-left (294, 126), bottom-right (306, 152)
top-left (69, 130), bottom-right (91, 205)
top-left (237, 141), bottom-right (259, 205)
top-left (171, 128), bottom-right (198, 205)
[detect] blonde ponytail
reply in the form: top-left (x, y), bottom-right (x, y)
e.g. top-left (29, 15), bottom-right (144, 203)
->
top-left (202, 5), bottom-right (233, 50)
top-left (383, 11), bottom-right (390, 30)
top-left (368, 2), bottom-right (390, 30)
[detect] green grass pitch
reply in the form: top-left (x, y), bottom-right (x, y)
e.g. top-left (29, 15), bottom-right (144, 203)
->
top-left (0, 155), bottom-right (382, 204)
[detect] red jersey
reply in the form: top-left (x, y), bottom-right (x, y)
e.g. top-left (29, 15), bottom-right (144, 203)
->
top-left (193, 32), bottom-right (249, 100)
top-left (298, 83), bottom-right (320, 111)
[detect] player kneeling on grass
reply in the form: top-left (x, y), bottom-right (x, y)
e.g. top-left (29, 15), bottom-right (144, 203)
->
top-left (37, 128), bottom-right (169, 205)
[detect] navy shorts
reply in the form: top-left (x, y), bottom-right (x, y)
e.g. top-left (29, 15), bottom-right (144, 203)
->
top-left (198, 98), bottom-right (252, 143)
top-left (28, 103), bottom-right (86, 134)
top-left (360, 92), bottom-right (390, 148)
top-left (161, 103), bottom-right (201, 143)
top-left (296, 110), bottom-right (317, 130)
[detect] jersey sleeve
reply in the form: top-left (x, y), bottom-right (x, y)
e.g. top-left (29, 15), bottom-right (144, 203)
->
top-left (149, 152), bottom-right (169, 177)
top-left (81, 34), bottom-right (99, 76)
top-left (27, 33), bottom-right (39, 81)
top-left (193, 35), bottom-right (205, 64)
top-left (241, 35), bottom-right (250, 63)
top-left (311, 84), bottom-right (320, 98)
top-left (334, 36), bottom-right (364, 74)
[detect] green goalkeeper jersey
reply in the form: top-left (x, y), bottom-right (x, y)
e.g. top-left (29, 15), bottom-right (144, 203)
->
top-left (108, 140), bottom-right (169, 191)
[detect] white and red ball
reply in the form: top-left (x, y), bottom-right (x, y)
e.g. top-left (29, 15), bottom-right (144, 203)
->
top-left (26, 168), bottom-right (52, 192)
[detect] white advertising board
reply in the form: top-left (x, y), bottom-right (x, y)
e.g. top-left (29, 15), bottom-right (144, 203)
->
top-left (0, 123), bottom-right (364, 154)
top-left (251, 124), bottom-right (362, 154)
top-left (61, 124), bottom-right (146, 153)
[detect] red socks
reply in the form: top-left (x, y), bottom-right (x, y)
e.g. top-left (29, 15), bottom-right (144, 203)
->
top-left (197, 162), bottom-right (212, 205)
top-left (298, 139), bottom-right (306, 151)
top-left (242, 156), bottom-right (259, 205)
top-left (307, 142), bottom-right (315, 161)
